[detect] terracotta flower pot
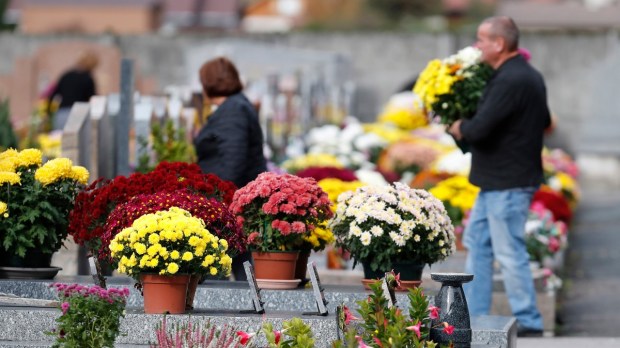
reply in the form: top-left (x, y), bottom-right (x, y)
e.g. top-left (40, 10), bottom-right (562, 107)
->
top-left (185, 274), bottom-right (202, 310)
top-left (294, 250), bottom-right (311, 281)
top-left (141, 274), bottom-right (190, 314)
top-left (252, 251), bottom-right (299, 280)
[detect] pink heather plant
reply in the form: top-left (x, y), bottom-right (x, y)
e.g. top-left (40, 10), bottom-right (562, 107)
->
top-left (151, 316), bottom-right (244, 348)
top-left (48, 283), bottom-right (129, 348)
top-left (230, 172), bottom-right (333, 252)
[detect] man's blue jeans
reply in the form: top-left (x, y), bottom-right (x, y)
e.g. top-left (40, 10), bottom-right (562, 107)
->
top-left (463, 187), bottom-right (543, 330)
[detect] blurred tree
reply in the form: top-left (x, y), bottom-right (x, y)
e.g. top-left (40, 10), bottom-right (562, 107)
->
top-left (0, 0), bottom-right (15, 31)
top-left (0, 99), bottom-right (18, 150)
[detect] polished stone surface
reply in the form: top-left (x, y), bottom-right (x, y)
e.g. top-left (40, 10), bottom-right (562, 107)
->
top-left (0, 276), bottom-right (516, 347)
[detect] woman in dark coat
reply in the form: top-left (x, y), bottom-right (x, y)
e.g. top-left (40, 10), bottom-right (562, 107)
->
top-left (194, 57), bottom-right (267, 280)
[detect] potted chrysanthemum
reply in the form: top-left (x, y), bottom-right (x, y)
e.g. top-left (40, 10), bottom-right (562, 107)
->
top-left (230, 172), bottom-right (333, 284)
top-left (329, 182), bottom-right (456, 288)
top-left (109, 207), bottom-right (232, 314)
top-left (0, 148), bottom-right (88, 273)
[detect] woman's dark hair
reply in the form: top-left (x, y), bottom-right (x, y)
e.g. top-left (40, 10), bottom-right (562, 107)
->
top-left (199, 57), bottom-right (243, 98)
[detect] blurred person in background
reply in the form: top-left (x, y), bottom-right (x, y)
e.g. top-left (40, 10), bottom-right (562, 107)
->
top-left (194, 56), bottom-right (267, 281)
top-left (47, 51), bottom-right (98, 130)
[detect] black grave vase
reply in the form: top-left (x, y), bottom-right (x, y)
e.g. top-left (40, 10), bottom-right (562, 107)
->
top-left (430, 273), bottom-right (474, 348)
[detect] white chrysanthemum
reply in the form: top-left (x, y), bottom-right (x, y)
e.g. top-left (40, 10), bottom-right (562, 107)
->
top-left (414, 234), bottom-right (421, 242)
top-left (360, 232), bottom-right (372, 246)
top-left (389, 232), bottom-right (406, 247)
top-left (370, 226), bottom-right (383, 237)
top-left (349, 223), bottom-right (362, 237)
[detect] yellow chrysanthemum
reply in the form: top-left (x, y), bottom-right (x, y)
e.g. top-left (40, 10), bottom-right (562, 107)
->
top-left (0, 171), bottom-right (21, 186)
top-left (148, 234), bottom-right (160, 245)
top-left (0, 149), bottom-right (18, 160)
top-left (202, 255), bottom-right (215, 267)
top-left (209, 267), bottom-right (217, 276)
top-left (34, 158), bottom-right (73, 186)
top-left (17, 149), bottom-right (42, 167)
top-left (149, 258), bottom-right (159, 267)
top-left (134, 243), bottom-right (147, 255)
top-left (182, 252), bottom-right (193, 261)
top-left (147, 244), bottom-right (161, 257)
top-left (167, 262), bottom-right (179, 274)
top-left (218, 239), bottom-right (228, 249)
top-left (170, 250), bottom-right (180, 260)
top-left (0, 201), bottom-right (7, 215)
top-left (69, 166), bottom-right (89, 185)
top-left (0, 158), bottom-right (17, 172)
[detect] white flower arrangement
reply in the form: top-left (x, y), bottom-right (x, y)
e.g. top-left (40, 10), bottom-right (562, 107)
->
top-left (304, 121), bottom-right (382, 170)
top-left (329, 182), bottom-right (456, 273)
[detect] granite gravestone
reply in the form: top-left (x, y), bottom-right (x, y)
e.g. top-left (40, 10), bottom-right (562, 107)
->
top-left (305, 261), bottom-right (328, 316)
top-left (243, 261), bottom-right (265, 314)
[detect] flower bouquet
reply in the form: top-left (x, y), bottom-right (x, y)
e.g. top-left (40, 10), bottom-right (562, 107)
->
top-left (414, 46), bottom-right (493, 125)
top-left (329, 183), bottom-right (455, 281)
top-left (230, 172), bottom-right (333, 282)
top-left (109, 207), bottom-right (232, 313)
top-left (0, 149), bottom-right (88, 266)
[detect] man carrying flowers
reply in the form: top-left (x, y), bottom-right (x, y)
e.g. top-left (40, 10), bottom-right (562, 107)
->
top-left (448, 16), bottom-right (550, 337)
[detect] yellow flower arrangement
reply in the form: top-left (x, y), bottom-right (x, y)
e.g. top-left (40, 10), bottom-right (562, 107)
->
top-left (414, 47), bottom-right (493, 125)
top-left (414, 59), bottom-right (459, 108)
top-left (377, 92), bottom-right (428, 130)
top-left (109, 207), bottom-right (232, 279)
top-left (301, 225), bottom-right (335, 251)
top-left (0, 148), bottom-right (89, 258)
top-left (318, 178), bottom-right (365, 213)
top-left (362, 123), bottom-right (411, 144)
top-left (429, 175), bottom-right (479, 213)
top-left (37, 132), bottom-right (62, 159)
top-left (281, 153), bottom-right (344, 174)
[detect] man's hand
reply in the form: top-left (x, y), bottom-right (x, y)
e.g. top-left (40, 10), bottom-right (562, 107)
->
top-left (448, 120), bottom-right (463, 140)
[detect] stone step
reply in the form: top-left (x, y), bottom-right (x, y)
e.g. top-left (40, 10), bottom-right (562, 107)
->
top-left (0, 305), bottom-right (513, 348)
top-left (0, 277), bottom-right (515, 347)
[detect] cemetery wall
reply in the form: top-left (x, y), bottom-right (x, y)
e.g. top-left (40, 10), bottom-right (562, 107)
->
top-left (0, 30), bottom-right (619, 156)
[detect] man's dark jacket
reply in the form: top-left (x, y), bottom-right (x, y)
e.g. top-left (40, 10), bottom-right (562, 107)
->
top-left (460, 54), bottom-right (551, 191)
top-left (194, 93), bottom-right (267, 188)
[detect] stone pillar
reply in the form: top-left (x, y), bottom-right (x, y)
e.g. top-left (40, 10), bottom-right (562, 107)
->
top-left (117, 58), bottom-right (134, 176)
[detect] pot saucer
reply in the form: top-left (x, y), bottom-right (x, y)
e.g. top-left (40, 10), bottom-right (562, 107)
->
top-left (256, 278), bottom-right (302, 290)
top-left (0, 266), bottom-right (62, 279)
